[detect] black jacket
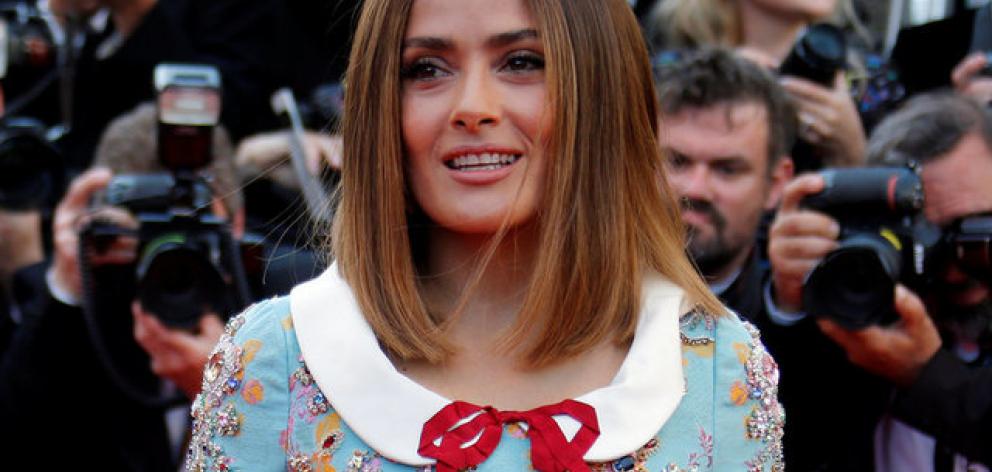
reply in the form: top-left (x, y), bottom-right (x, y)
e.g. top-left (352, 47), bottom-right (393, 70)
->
top-left (0, 243), bottom-right (322, 470)
top-left (891, 349), bottom-right (992, 466)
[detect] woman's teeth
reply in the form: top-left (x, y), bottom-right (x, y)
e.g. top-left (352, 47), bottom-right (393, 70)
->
top-left (447, 153), bottom-right (520, 171)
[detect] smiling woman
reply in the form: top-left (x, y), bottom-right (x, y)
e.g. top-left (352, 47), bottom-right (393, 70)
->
top-left (185, 1), bottom-right (784, 471)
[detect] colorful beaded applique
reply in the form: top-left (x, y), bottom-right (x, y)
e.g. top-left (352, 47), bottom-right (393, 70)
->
top-left (741, 322), bottom-right (785, 472)
top-left (589, 438), bottom-right (661, 471)
top-left (679, 309), bottom-right (716, 346)
top-left (187, 312), bottom-right (249, 471)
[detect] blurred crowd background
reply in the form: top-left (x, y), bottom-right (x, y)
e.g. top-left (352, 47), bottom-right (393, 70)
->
top-left (0, 0), bottom-right (990, 470)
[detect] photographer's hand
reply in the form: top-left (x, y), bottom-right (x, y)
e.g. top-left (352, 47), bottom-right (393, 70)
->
top-left (50, 168), bottom-right (139, 303)
top-left (51, 168), bottom-right (111, 302)
top-left (818, 285), bottom-right (942, 387)
top-left (780, 73), bottom-right (867, 168)
top-left (132, 301), bottom-right (224, 399)
top-left (768, 174), bottom-right (840, 312)
top-left (952, 52), bottom-right (992, 105)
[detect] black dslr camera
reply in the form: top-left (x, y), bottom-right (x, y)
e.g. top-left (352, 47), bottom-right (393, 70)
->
top-left (0, 1), bottom-right (59, 90)
top-left (801, 167), bottom-right (992, 329)
top-left (82, 64), bottom-right (250, 329)
top-left (779, 23), bottom-right (847, 88)
top-left (800, 167), bottom-right (939, 329)
top-left (0, 3), bottom-right (65, 211)
top-left (0, 117), bottom-right (64, 210)
top-left (780, 23), bottom-right (847, 174)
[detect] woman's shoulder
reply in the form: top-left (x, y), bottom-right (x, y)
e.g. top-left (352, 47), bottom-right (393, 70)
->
top-left (186, 296), bottom-right (304, 470)
top-left (667, 307), bottom-right (785, 471)
top-left (226, 296), bottom-right (296, 339)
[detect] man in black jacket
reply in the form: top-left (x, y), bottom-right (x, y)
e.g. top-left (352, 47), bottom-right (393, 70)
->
top-left (655, 49), bottom-right (794, 320)
top-left (656, 49), bottom-right (893, 471)
top-left (0, 103), bottom-right (320, 470)
top-left (788, 92), bottom-right (992, 468)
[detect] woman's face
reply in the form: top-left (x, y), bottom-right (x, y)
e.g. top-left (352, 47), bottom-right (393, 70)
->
top-left (743, 0), bottom-right (837, 21)
top-left (401, 0), bottom-right (549, 235)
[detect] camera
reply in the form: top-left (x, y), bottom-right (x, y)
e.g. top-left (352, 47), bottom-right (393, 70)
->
top-left (800, 166), bottom-right (941, 329)
top-left (0, 2), bottom-right (59, 82)
top-left (0, 3), bottom-right (65, 211)
top-left (0, 116), bottom-right (64, 210)
top-left (938, 214), bottom-right (992, 283)
top-left (780, 23), bottom-right (847, 174)
top-left (780, 23), bottom-right (847, 88)
top-left (82, 63), bottom-right (250, 329)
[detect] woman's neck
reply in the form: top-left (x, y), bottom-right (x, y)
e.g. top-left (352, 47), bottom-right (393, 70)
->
top-left (738, 2), bottom-right (807, 65)
top-left (420, 223), bottom-right (540, 347)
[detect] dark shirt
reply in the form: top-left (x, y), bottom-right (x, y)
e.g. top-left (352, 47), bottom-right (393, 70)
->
top-left (892, 348), bottom-right (992, 466)
top-left (0, 242), bottom-right (323, 470)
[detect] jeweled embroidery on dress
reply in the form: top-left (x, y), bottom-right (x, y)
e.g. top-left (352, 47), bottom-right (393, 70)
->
top-left (679, 309), bottom-right (715, 347)
top-left (283, 357), bottom-right (340, 471)
top-left (346, 450), bottom-right (384, 472)
top-left (290, 356), bottom-right (330, 424)
top-left (740, 322), bottom-right (785, 472)
top-left (186, 311), bottom-right (250, 471)
top-left (589, 438), bottom-right (661, 471)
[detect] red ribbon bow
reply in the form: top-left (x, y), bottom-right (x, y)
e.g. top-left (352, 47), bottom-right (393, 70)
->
top-left (418, 399), bottom-right (600, 472)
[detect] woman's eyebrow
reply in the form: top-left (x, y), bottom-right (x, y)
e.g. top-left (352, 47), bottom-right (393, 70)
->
top-left (403, 36), bottom-right (453, 51)
top-left (402, 29), bottom-right (539, 51)
top-left (486, 28), bottom-right (539, 48)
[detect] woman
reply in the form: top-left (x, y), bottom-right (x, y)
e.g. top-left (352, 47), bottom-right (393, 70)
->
top-left (186, 1), bottom-right (783, 470)
top-left (651, 0), bottom-right (868, 170)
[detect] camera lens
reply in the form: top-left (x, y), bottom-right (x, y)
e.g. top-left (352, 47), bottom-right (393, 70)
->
top-left (779, 23), bottom-right (847, 87)
top-left (804, 233), bottom-right (902, 329)
top-left (136, 239), bottom-right (231, 328)
top-left (0, 125), bottom-right (64, 210)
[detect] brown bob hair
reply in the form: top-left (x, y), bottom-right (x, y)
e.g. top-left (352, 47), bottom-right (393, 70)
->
top-left (332, 0), bottom-right (725, 367)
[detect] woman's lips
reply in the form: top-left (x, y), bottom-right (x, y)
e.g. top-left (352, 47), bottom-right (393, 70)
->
top-left (442, 147), bottom-right (524, 185)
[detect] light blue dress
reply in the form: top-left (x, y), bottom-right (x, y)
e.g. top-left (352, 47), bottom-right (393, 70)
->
top-left (186, 267), bottom-right (784, 472)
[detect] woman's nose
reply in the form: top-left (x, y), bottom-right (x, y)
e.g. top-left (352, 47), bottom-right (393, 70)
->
top-left (450, 64), bottom-right (501, 133)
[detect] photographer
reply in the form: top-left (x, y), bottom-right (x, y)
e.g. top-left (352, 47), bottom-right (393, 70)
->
top-left (656, 49), bottom-right (794, 319)
top-left (770, 92), bottom-right (992, 468)
top-left (0, 100), bottom-right (317, 469)
top-left (657, 47), bottom-right (888, 471)
top-left (46, 0), bottom-right (285, 171)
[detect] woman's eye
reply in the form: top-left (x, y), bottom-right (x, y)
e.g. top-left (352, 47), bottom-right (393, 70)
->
top-left (402, 59), bottom-right (448, 81)
top-left (503, 53), bottom-right (544, 73)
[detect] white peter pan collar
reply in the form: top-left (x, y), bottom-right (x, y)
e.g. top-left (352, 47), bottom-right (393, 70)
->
top-left (290, 263), bottom-right (686, 465)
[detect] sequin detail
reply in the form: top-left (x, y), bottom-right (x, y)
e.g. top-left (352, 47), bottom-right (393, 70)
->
top-left (309, 392), bottom-right (330, 416)
top-left (741, 322), bottom-right (785, 472)
top-left (346, 450), bottom-right (383, 472)
top-left (186, 311), bottom-right (250, 471)
top-left (216, 403), bottom-right (241, 436)
top-left (590, 438), bottom-right (661, 472)
top-left (288, 453), bottom-right (312, 472)
top-left (679, 309), bottom-right (715, 346)
top-left (293, 364), bottom-right (314, 388)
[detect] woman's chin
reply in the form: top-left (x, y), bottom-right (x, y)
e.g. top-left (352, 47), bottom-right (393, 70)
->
top-left (428, 211), bottom-right (535, 237)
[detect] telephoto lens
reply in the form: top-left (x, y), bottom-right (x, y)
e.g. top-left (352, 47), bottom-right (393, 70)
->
top-left (779, 23), bottom-right (847, 87)
top-left (803, 232), bottom-right (905, 329)
top-left (0, 118), bottom-right (64, 210)
top-left (801, 167), bottom-right (937, 329)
